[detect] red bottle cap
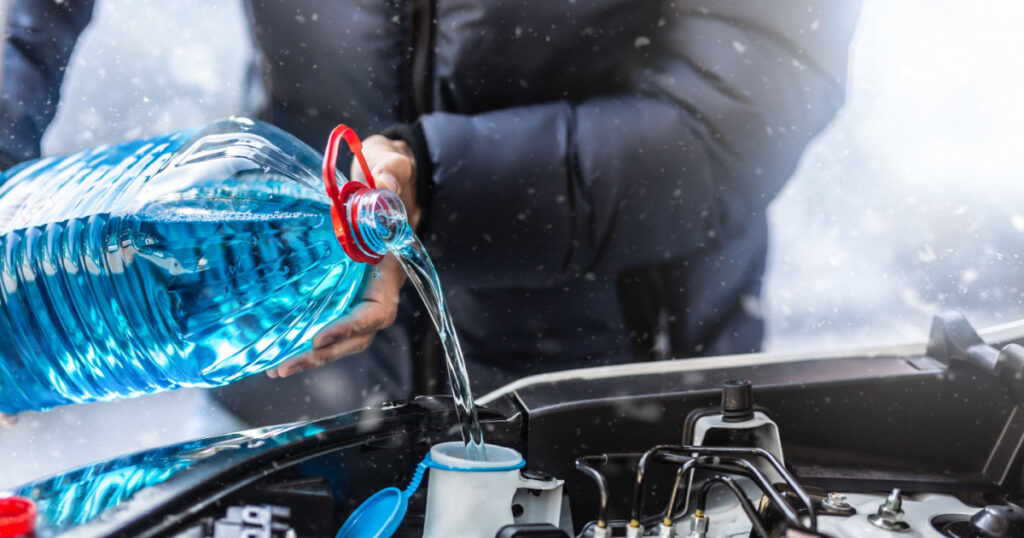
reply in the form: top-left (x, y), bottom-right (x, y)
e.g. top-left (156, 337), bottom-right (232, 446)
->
top-left (322, 125), bottom-right (385, 265)
top-left (0, 496), bottom-right (36, 537)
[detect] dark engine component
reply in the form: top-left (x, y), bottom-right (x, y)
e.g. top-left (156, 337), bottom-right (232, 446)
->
top-left (933, 504), bottom-right (1024, 538)
top-left (571, 381), bottom-right (818, 537)
top-left (172, 504), bottom-right (295, 538)
top-left (495, 523), bottom-right (570, 537)
top-left (720, 380), bottom-right (755, 423)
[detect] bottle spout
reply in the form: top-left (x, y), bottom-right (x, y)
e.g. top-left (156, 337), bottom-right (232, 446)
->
top-left (320, 124), bottom-right (410, 264)
top-left (350, 188), bottom-right (410, 258)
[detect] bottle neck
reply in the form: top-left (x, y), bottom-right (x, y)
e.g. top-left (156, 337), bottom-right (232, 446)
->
top-left (346, 188), bottom-right (410, 260)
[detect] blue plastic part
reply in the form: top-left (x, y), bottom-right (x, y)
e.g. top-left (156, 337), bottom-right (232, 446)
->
top-left (335, 487), bottom-right (406, 538)
top-left (335, 447), bottom-right (528, 538)
top-left (426, 456), bottom-right (525, 473)
top-left (403, 455), bottom-right (430, 496)
top-left (336, 456), bottom-right (432, 538)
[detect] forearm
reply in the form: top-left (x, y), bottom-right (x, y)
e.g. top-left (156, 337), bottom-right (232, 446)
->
top-left (415, 91), bottom-right (835, 290)
top-left (417, 98), bottom-right (713, 289)
top-left (412, 1), bottom-right (859, 290)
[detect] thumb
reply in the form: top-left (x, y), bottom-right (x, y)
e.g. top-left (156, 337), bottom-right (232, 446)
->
top-left (373, 171), bottom-right (401, 194)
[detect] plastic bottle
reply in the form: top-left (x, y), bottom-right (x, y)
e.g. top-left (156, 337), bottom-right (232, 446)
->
top-left (0, 118), bottom-right (408, 414)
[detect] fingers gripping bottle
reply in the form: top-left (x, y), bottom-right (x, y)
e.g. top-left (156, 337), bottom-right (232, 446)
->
top-left (0, 118), bottom-right (409, 414)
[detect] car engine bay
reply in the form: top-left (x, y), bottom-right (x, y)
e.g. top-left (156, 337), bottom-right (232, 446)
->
top-left (9, 311), bottom-right (1024, 538)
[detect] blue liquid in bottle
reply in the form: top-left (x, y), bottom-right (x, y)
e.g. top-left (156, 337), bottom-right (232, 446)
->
top-left (0, 119), bottom-right (397, 414)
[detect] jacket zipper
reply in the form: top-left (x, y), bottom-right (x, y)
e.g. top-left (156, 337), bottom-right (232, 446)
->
top-left (408, 0), bottom-right (435, 120)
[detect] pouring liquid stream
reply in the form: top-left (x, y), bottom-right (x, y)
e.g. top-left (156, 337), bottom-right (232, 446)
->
top-left (392, 235), bottom-right (487, 461)
top-left (324, 125), bottom-right (486, 461)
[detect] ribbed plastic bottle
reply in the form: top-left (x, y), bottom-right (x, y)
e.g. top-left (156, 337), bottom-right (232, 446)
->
top-left (0, 118), bottom-right (409, 414)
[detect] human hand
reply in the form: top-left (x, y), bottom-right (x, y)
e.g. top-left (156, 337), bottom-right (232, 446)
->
top-left (268, 135), bottom-right (418, 378)
top-left (350, 135), bottom-right (421, 229)
top-left (0, 412), bottom-right (16, 427)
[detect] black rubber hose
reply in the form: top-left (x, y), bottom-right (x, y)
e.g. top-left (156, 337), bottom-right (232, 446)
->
top-left (695, 476), bottom-right (768, 538)
top-left (620, 444), bottom-right (816, 532)
top-left (681, 445), bottom-right (816, 528)
top-left (648, 451), bottom-right (806, 532)
top-left (698, 461), bottom-right (804, 530)
top-left (662, 457), bottom-right (699, 523)
top-left (575, 456), bottom-right (611, 528)
top-left (630, 444), bottom-right (683, 522)
top-left (573, 453), bottom-right (645, 527)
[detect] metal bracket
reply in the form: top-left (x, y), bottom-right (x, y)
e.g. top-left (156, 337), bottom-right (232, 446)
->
top-left (926, 311), bottom-right (1024, 401)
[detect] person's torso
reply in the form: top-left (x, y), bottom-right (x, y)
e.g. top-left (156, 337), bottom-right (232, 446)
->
top-left (244, 0), bottom-right (662, 144)
top-left (241, 0), bottom-right (765, 369)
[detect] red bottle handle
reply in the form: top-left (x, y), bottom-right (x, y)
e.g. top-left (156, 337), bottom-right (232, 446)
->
top-left (321, 125), bottom-right (384, 264)
top-left (322, 124), bottom-right (377, 195)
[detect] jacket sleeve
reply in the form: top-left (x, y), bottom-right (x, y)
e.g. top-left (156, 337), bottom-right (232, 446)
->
top-left (0, 0), bottom-right (95, 169)
top-left (418, 0), bottom-right (861, 289)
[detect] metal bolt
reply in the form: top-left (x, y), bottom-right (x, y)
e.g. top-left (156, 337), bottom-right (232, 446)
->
top-left (821, 491), bottom-right (856, 516)
top-left (626, 522), bottom-right (645, 538)
top-left (823, 492), bottom-right (850, 510)
top-left (884, 489), bottom-right (903, 511)
top-left (868, 488), bottom-right (910, 532)
top-left (687, 513), bottom-right (709, 538)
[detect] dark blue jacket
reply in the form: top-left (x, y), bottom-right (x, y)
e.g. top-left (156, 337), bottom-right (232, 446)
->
top-left (0, 1), bottom-right (860, 415)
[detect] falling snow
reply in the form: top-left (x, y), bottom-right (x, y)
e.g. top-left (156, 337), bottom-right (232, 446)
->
top-left (4, 0), bottom-right (1024, 489)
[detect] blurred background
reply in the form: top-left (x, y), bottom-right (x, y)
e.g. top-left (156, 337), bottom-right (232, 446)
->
top-left (3, 0), bottom-right (1024, 488)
